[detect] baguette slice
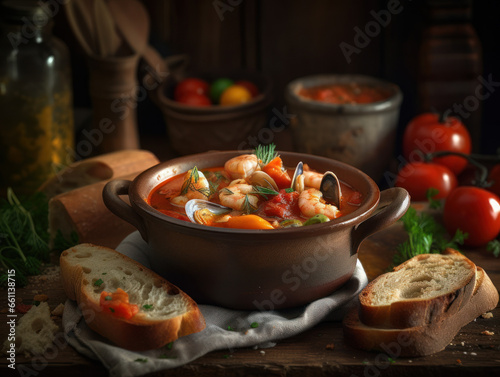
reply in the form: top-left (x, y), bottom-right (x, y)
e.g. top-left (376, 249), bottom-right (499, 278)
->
top-left (60, 244), bottom-right (206, 351)
top-left (343, 267), bottom-right (498, 357)
top-left (359, 249), bottom-right (476, 328)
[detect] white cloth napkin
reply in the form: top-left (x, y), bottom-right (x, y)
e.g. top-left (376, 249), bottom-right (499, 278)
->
top-left (62, 231), bottom-right (368, 377)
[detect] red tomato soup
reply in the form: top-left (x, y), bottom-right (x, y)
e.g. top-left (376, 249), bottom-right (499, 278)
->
top-left (147, 164), bottom-right (362, 230)
top-left (298, 83), bottom-right (391, 104)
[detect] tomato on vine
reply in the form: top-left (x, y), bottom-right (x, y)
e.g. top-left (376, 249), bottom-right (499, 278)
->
top-left (443, 186), bottom-right (500, 247)
top-left (395, 161), bottom-right (457, 201)
top-left (402, 113), bottom-right (472, 175)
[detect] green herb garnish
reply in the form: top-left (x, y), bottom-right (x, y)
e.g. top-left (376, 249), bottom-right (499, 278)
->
top-left (0, 188), bottom-right (79, 287)
top-left (241, 195), bottom-right (258, 214)
top-left (227, 325), bottom-right (234, 331)
top-left (143, 304), bottom-right (153, 310)
top-left (426, 188), bottom-right (442, 209)
top-left (180, 167), bottom-right (210, 198)
top-left (109, 307), bottom-right (115, 313)
top-left (134, 358), bottom-right (148, 363)
top-left (487, 240), bottom-right (500, 257)
top-left (250, 186), bottom-right (279, 200)
top-left (93, 278), bottom-right (104, 287)
top-left (285, 187), bottom-right (294, 193)
top-left (166, 342), bottom-right (174, 350)
top-left (220, 187), bottom-right (234, 196)
top-left (391, 207), bottom-right (467, 268)
top-left (105, 295), bottom-right (112, 301)
top-left (250, 322), bottom-right (259, 328)
top-left (254, 144), bottom-right (276, 166)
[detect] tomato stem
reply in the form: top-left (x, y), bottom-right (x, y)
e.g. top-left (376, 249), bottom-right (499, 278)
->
top-left (427, 151), bottom-right (490, 187)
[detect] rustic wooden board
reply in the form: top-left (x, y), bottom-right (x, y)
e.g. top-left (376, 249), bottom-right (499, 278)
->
top-left (1, 213), bottom-right (499, 376)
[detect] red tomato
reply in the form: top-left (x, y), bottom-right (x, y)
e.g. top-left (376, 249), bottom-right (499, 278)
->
top-left (100, 288), bottom-right (139, 320)
top-left (488, 164), bottom-right (500, 198)
top-left (395, 162), bottom-right (458, 201)
top-left (403, 113), bottom-right (472, 175)
top-left (262, 156), bottom-right (292, 190)
top-left (174, 78), bottom-right (210, 101)
top-left (262, 189), bottom-right (300, 219)
top-left (177, 93), bottom-right (211, 107)
top-left (234, 80), bottom-right (259, 97)
top-left (443, 187), bottom-right (500, 247)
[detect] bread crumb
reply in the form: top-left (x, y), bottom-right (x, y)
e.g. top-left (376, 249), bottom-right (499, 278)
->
top-left (259, 350), bottom-right (265, 355)
top-left (325, 343), bottom-right (335, 350)
top-left (51, 303), bottom-right (64, 317)
top-left (471, 352), bottom-right (477, 356)
top-left (481, 312), bottom-right (493, 319)
top-left (481, 330), bottom-right (494, 336)
top-left (2, 302), bottom-right (58, 356)
top-left (408, 360), bottom-right (412, 363)
top-left (461, 341), bottom-right (465, 346)
top-left (34, 294), bottom-right (49, 302)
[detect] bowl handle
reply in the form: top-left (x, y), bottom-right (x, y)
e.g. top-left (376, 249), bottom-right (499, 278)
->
top-left (102, 179), bottom-right (148, 241)
top-left (351, 187), bottom-right (410, 255)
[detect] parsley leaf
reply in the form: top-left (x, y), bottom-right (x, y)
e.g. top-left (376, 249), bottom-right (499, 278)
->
top-left (487, 240), bottom-right (500, 257)
top-left (391, 207), bottom-right (467, 268)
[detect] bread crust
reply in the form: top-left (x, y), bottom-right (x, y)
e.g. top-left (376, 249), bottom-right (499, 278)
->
top-left (60, 244), bottom-right (206, 351)
top-left (39, 149), bottom-right (159, 199)
top-left (343, 267), bottom-right (499, 357)
top-left (358, 250), bottom-right (476, 328)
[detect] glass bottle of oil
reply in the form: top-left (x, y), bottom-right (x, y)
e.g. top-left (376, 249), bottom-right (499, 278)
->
top-left (0, 0), bottom-right (74, 196)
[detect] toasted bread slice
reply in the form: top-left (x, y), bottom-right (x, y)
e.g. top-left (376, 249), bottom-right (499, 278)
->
top-left (358, 249), bottom-right (476, 328)
top-left (60, 244), bottom-right (206, 351)
top-left (343, 267), bottom-right (498, 357)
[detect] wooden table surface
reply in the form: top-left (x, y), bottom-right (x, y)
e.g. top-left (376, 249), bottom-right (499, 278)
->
top-left (1, 204), bottom-right (499, 377)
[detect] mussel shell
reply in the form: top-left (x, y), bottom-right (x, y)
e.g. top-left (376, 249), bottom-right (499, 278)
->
top-left (290, 161), bottom-right (304, 192)
top-left (319, 171), bottom-right (342, 209)
top-left (185, 199), bottom-right (231, 224)
top-left (248, 171), bottom-right (279, 191)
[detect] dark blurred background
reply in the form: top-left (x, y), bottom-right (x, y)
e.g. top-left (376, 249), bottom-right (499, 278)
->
top-left (53, 0), bottom-right (500, 158)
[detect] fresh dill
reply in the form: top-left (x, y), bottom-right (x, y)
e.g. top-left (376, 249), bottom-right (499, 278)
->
top-left (250, 186), bottom-right (279, 200)
top-left (241, 195), bottom-right (258, 214)
top-left (254, 144), bottom-right (277, 166)
top-left (180, 166), bottom-right (210, 198)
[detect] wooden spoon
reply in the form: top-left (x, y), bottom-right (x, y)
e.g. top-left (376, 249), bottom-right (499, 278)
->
top-left (64, 0), bottom-right (97, 55)
top-left (93, 0), bottom-right (122, 57)
top-left (106, 0), bottom-right (167, 74)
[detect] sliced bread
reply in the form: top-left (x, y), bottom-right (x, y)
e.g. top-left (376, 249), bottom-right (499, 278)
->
top-left (60, 243), bottom-right (206, 351)
top-left (359, 249), bottom-right (476, 328)
top-left (343, 267), bottom-right (499, 357)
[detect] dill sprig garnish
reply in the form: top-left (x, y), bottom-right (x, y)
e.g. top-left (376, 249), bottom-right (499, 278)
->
top-left (250, 186), bottom-right (279, 200)
top-left (254, 144), bottom-right (277, 166)
top-left (180, 167), bottom-right (210, 198)
top-left (241, 195), bottom-right (258, 214)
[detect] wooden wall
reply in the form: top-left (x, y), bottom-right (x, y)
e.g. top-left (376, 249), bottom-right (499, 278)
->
top-left (56, 0), bottom-right (499, 155)
top-left (140, 0), bottom-right (500, 155)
